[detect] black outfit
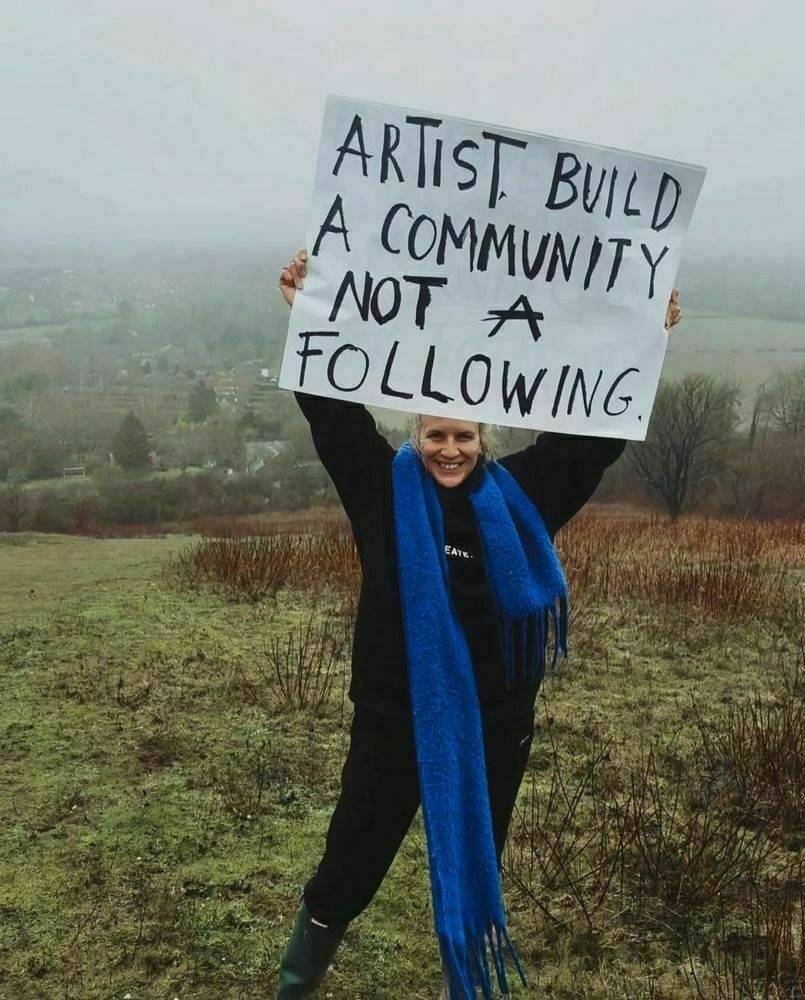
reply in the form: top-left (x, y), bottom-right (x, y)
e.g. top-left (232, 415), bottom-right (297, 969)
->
top-left (294, 393), bottom-right (625, 927)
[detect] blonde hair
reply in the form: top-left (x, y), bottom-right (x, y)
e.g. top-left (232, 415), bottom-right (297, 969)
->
top-left (408, 414), bottom-right (496, 459)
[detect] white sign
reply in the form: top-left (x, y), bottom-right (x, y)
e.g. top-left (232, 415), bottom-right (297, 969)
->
top-left (280, 96), bottom-right (706, 439)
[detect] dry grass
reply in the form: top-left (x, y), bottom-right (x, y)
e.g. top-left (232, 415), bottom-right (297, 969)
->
top-left (167, 513), bottom-right (803, 632)
top-left (557, 514), bottom-right (803, 626)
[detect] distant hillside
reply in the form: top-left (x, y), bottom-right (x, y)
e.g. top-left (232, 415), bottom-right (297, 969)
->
top-left (678, 252), bottom-right (805, 323)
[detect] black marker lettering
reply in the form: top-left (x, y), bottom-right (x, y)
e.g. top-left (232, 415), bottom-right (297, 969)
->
top-left (546, 234), bottom-right (581, 282)
top-left (380, 202), bottom-right (412, 255)
top-left (481, 130), bottom-right (528, 209)
top-left (545, 152), bottom-right (581, 210)
top-left (567, 368), bottom-right (604, 417)
top-left (452, 139), bottom-right (479, 191)
top-left (640, 244), bottom-right (670, 299)
top-left (421, 345), bottom-right (454, 403)
top-left (477, 223), bottom-right (516, 275)
top-left (370, 277), bottom-right (401, 325)
top-left (433, 138), bottom-right (443, 187)
top-left (380, 341), bottom-right (413, 399)
top-left (406, 115), bottom-right (443, 188)
top-left (296, 331), bottom-right (339, 387)
top-left (483, 294), bottom-right (544, 341)
top-left (332, 114), bottom-right (373, 177)
top-left (436, 215), bottom-right (478, 270)
top-left (522, 231), bottom-right (551, 279)
top-left (605, 166), bottom-right (619, 219)
top-left (624, 171), bottom-right (641, 216)
top-left (551, 364), bottom-right (572, 417)
top-left (460, 354), bottom-right (492, 405)
top-left (408, 214), bottom-right (439, 260)
top-left (604, 367), bottom-right (639, 415)
top-left (312, 194), bottom-right (351, 256)
top-left (329, 270), bottom-right (371, 322)
top-left (381, 123), bottom-right (404, 183)
top-left (327, 344), bottom-right (370, 392)
top-left (582, 165), bottom-right (607, 213)
top-left (651, 173), bottom-right (682, 232)
top-left (583, 236), bottom-right (604, 290)
top-left (606, 237), bottom-right (632, 292)
top-left (502, 363), bottom-right (548, 416)
top-left (402, 275), bottom-right (448, 330)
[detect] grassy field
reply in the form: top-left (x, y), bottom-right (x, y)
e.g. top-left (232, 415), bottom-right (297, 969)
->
top-left (0, 516), bottom-right (803, 1000)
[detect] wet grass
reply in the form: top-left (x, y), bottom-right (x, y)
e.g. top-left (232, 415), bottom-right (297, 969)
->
top-left (0, 519), bottom-right (803, 999)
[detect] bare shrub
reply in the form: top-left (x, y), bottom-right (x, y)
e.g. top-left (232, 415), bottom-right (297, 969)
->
top-left (774, 634), bottom-right (805, 701)
top-left (165, 532), bottom-right (297, 600)
top-left (236, 613), bottom-right (346, 713)
top-left (628, 374), bottom-right (741, 519)
top-left (506, 730), bottom-right (773, 933)
top-left (629, 541), bottom-right (794, 624)
top-left (290, 522), bottom-right (361, 595)
top-left (187, 514), bottom-right (271, 538)
top-left (166, 522), bottom-right (360, 603)
top-left (504, 728), bottom-right (627, 931)
top-left (695, 693), bottom-right (805, 839)
top-left (117, 859), bottom-right (185, 966)
top-left (204, 737), bottom-right (276, 820)
top-left (557, 514), bottom-right (802, 626)
top-left (167, 512), bottom-right (801, 630)
top-left (686, 858), bottom-right (805, 1000)
top-left (613, 749), bottom-right (773, 918)
top-left (72, 494), bottom-right (102, 536)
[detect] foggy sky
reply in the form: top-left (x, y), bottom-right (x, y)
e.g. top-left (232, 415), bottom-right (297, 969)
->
top-left (2, 0), bottom-right (803, 261)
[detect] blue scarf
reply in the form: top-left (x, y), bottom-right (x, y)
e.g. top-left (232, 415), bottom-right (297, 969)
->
top-left (392, 443), bottom-right (568, 1000)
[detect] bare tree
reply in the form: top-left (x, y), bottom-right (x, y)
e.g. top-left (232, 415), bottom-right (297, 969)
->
top-left (629, 374), bottom-right (741, 519)
top-left (722, 374), bottom-right (805, 518)
top-left (762, 365), bottom-right (805, 435)
top-left (732, 429), bottom-right (805, 518)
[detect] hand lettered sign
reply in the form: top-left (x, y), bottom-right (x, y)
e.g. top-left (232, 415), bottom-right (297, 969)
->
top-left (279, 96), bottom-right (706, 439)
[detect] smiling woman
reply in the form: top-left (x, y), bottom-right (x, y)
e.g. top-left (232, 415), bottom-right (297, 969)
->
top-left (274, 248), bottom-right (655, 1000)
top-left (414, 416), bottom-right (484, 488)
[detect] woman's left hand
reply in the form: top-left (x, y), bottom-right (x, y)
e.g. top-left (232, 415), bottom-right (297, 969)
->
top-left (665, 288), bottom-right (681, 332)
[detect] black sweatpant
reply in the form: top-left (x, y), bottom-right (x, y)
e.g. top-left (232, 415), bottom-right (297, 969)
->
top-left (304, 702), bottom-right (535, 927)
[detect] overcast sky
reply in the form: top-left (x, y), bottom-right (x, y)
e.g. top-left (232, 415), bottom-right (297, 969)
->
top-left (2, 0), bottom-right (803, 261)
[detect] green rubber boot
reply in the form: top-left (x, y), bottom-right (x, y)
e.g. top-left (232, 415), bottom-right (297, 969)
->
top-left (276, 900), bottom-right (347, 998)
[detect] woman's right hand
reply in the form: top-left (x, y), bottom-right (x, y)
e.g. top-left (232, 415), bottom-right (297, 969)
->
top-left (278, 248), bottom-right (308, 308)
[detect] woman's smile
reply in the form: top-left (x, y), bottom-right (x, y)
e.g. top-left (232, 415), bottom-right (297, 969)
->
top-left (418, 416), bottom-right (482, 487)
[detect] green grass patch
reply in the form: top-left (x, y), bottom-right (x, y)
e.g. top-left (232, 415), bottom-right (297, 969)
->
top-left (0, 529), bottom-right (802, 998)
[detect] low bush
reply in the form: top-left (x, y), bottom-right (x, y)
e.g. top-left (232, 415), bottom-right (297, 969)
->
top-left (506, 724), bottom-right (773, 933)
top-left (695, 692), bottom-right (805, 841)
top-left (234, 613), bottom-right (347, 714)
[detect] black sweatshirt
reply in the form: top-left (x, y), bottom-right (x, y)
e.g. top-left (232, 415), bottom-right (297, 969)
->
top-left (296, 393), bottom-right (625, 713)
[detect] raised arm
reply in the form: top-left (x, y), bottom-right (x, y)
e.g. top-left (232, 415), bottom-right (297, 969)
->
top-left (294, 390), bottom-right (393, 518)
top-left (280, 250), bottom-right (394, 521)
top-left (499, 432), bottom-right (625, 537)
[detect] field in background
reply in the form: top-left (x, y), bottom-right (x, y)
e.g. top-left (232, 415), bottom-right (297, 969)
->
top-left (0, 512), bottom-right (803, 999)
top-left (664, 311), bottom-right (805, 407)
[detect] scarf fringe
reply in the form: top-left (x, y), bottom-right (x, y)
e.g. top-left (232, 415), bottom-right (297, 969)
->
top-left (441, 922), bottom-right (527, 1000)
top-left (497, 594), bottom-right (569, 687)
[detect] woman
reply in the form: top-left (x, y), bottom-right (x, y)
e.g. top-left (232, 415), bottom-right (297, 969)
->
top-left (276, 249), bottom-right (681, 999)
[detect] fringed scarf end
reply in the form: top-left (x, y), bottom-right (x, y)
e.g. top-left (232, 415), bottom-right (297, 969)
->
top-left (498, 592), bottom-right (569, 688)
top-left (440, 921), bottom-right (527, 1000)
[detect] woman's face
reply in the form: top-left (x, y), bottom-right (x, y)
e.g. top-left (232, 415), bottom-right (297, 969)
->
top-left (418, 416), bottom-right (482, 488)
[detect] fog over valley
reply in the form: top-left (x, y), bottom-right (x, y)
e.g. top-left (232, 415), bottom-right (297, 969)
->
top-left (1, 0), bottom-right (803, 424)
